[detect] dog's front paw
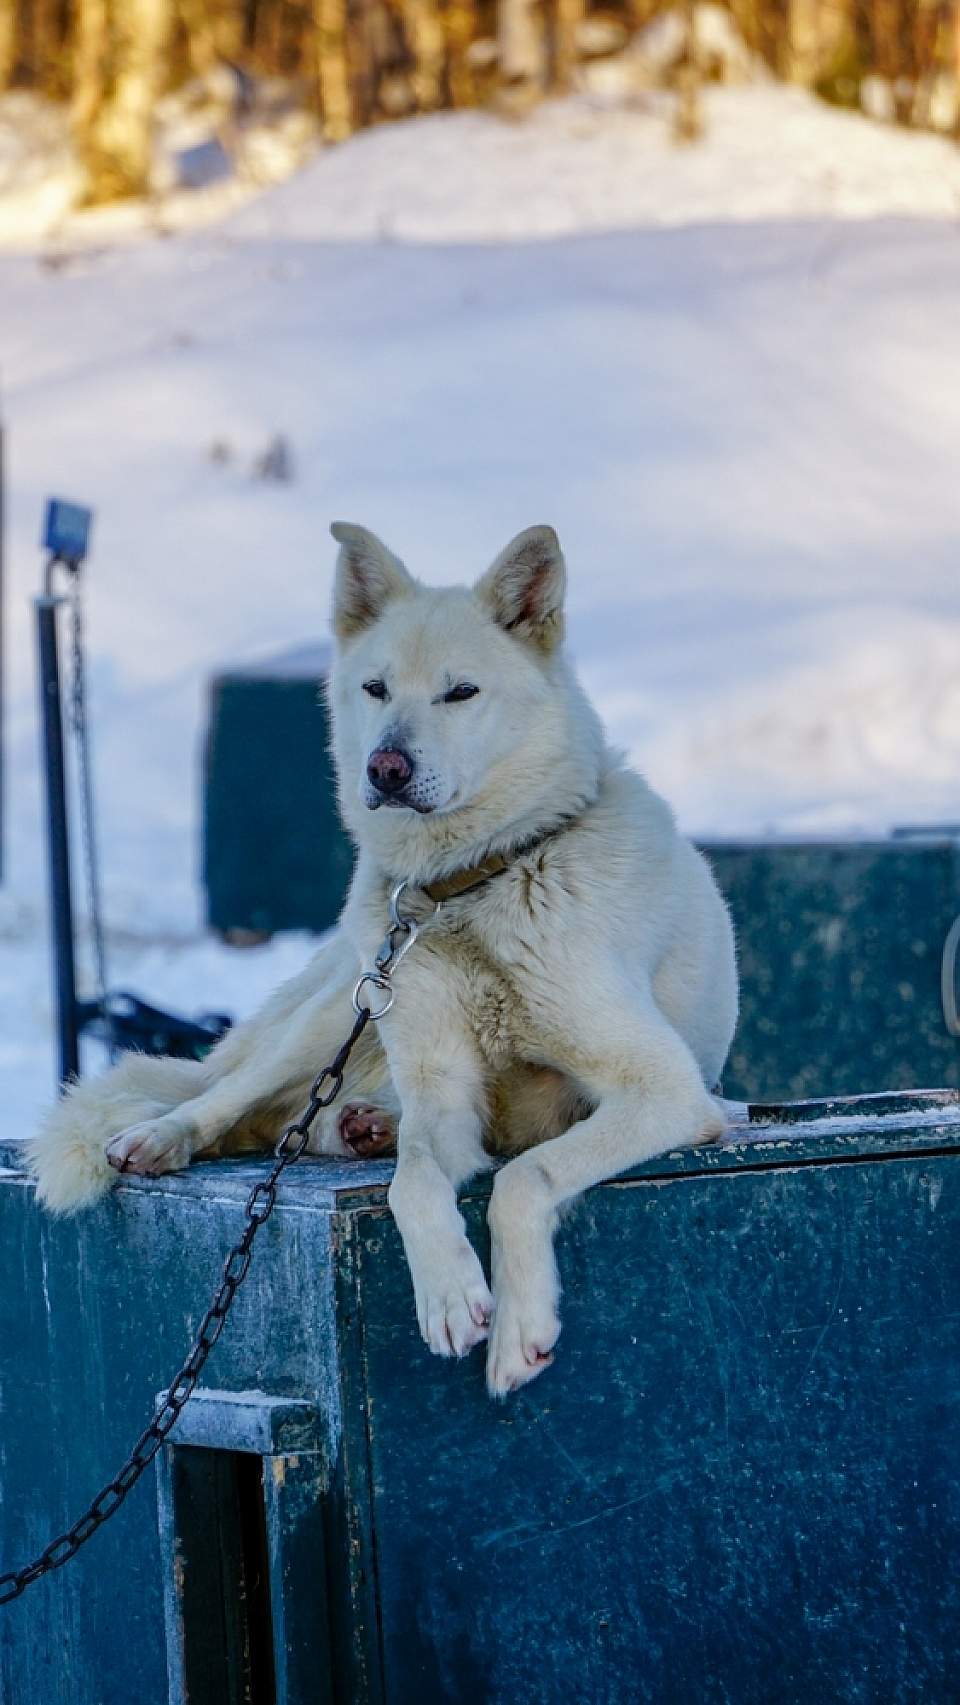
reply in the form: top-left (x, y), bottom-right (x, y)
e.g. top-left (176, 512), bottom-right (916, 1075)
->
top-left (412, 1242), bottom-right (493, 1359)
top-left (486, 1162), bottom-right (560, 1396)
top-left (106, 1118), bottom-right (194, 1178)
top-left (485, 1294), bottom-right (560, 1398)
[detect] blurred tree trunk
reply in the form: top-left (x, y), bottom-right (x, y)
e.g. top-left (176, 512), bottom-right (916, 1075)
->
top-left (178, 0), bottom-right (218, 76)
top-left (72, 0), bottom-right (108, 157)
top-left (73, 0), bottom-right (170, 203)
top-left (786, 0), bottom-right (821, 81)
top-left (406, 0), bottom-right (445, 108)
top-left (0, 1), bottom-right (16, 92)
top-left (347, 0), bottom-right (377, 127)
top-left (549, 0), bottom-right (583, 91)
top-left (444, 0), bottom-right (475, 107)
top-left (33, 0), bottom-right (66, 93)
top-left (908, 0), bottom-right (928, 77)
top-left (28, 0), bottom-right (47, 90)
top-left (204, 0), bottom-right (245, 62)
top-left (313, 0), bottom-right (353, 137)
top-left (498, 0), bottom-right (544, 106)
top-left (870, 0), bottom-right (901, 75)
top-left (673, 0), bottom-right (703, 139)
top-left (626, 0), bottom-right (660, 30)
top-left (254, 0), bottom-right (287, 70)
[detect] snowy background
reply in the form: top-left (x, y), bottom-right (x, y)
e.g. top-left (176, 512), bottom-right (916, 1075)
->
top-left (3, 82), bottom-right (960, 1135)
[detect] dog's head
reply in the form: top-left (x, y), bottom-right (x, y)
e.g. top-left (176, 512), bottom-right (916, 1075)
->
top-left (327, 522), bottom-right (601, 862)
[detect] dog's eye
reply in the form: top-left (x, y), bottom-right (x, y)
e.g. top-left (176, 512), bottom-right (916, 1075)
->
top-left (444, 683), bottom-right (480, 704)
top-left (363, 679), bottom-right (388, 700)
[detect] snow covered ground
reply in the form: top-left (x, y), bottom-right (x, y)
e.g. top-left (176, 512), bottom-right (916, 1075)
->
top-left (2, 83), bottom-right (960, 1136)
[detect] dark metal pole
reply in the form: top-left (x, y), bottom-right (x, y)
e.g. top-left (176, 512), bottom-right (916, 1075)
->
top-left (36, 582), bottom-right (80, 1085)
top-left (0, 399), bottom-right (5, 885)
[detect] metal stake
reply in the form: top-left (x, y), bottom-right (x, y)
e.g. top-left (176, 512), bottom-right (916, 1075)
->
top-left (36, 574), bottom-right (80, 1084)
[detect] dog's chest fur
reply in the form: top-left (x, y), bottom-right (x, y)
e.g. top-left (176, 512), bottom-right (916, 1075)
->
top-left (433, 859), bottom-right (572, 1070)
top-left (431, 917), bottom-right (527, 1068)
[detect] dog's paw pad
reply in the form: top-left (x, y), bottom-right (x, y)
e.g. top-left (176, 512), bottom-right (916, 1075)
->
top-left (339, 1103), bottom-right (397, 1159)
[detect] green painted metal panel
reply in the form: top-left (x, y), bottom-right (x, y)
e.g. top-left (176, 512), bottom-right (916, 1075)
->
top-left (706, 838), bottom-right (960, 1103)
top-left (0, 1162), bottom-right (346, 1705)
top-left (2, 1097), bottom-right (959, 1703)
top-left (353, 1160), bottom-right (960, 1703)
top-left (202, 645), bottom-right (353, 938)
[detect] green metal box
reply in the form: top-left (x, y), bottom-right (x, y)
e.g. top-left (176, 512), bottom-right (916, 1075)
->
top-left (2, 1093), bottom-right (959, 1702)
top-left (706, 834), bottom-right (960, 1102)
top-left (202, 645), bottom-right (353, 938)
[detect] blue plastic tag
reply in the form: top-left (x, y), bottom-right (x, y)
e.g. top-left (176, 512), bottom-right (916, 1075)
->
top-left (43, 498), bottom-right (93, 563)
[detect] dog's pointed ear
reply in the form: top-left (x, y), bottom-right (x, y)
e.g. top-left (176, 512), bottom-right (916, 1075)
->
top-left (330, 522), bottom-right (414, 641)
top-left (475, 526), bottom-right (566, 654)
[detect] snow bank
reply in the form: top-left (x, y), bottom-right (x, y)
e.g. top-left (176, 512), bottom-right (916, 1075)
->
top-left (232, 84), bottom-right (960, 242)
top-left (6, 84), bottom-right (960, 252)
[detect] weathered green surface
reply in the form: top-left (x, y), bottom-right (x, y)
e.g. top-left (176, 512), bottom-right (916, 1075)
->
top-left (706, 837), bottom-right (960, 1102)
top-left (0, 1161), bottom-right (347, 1705)
top-left (2, 1096), bottom-right (959, 1703)
top-left (203, 646), bottom-right (353, 937)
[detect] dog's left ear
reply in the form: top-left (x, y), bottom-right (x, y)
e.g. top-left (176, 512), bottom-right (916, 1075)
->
top-left (330, 522), bottom-right (414, 641)
top-left (475, 526), bottom-right (565, 654)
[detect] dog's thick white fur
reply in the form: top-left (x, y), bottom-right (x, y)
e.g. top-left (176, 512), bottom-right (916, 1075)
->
top-left (27, 523), bottom-right (738, 1397)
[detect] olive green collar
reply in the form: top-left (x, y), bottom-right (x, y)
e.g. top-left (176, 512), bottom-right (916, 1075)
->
top-left (419, 818), bottom-right (575, 905)
top-left (420, 852), bottom-right (514, 904)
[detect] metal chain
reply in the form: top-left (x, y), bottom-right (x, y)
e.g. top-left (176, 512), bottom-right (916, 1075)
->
top-left (0, 881), bottom-right (427, 1606)
top-left (67, 572), bottom-right (109, 1021)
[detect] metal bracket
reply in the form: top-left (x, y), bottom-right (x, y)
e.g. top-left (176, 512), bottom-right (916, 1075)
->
top-left (942, 914), bottom-right (960, 1037)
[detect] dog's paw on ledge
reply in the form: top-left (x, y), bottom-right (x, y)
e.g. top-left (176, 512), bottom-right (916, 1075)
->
top-left (339, 1102), bottom-right (398, 1158)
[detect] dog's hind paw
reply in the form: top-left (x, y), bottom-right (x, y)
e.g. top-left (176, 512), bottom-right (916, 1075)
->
top-left (339, 1103), bottom-right (397, 1158)
top-left (106, 1117), bottom-right (194, 1178)
top-left (485, 1297), bottom-right (560, 1398)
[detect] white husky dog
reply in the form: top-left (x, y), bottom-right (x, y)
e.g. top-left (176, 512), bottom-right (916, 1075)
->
top-left (28, 523), bottom-right (738, 1397)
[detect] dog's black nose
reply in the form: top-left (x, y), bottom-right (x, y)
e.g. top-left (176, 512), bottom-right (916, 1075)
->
top-left (367, 748), bottom-right (413, 796)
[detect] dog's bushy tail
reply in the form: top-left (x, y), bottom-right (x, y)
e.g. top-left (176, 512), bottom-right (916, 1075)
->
top-left (24, 1053), bottom-right (207, 1214)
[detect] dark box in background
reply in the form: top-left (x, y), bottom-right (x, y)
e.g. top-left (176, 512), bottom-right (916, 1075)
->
top-left (203, 643), bottom-right (354, 939)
